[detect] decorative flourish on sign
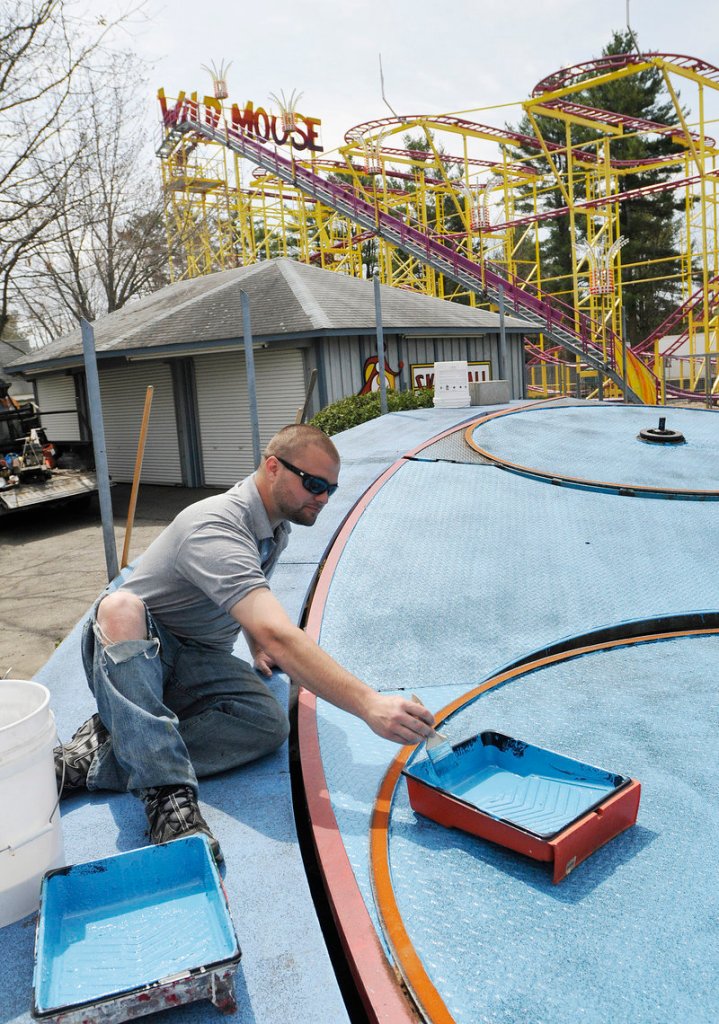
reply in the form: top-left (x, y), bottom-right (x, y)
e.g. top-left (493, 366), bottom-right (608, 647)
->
top-left (201, 60), bottom-right (232, 99)
top-left (358, 355), bottom-right (404, 395)
top-left (268, 89), bottom-right (304, 132)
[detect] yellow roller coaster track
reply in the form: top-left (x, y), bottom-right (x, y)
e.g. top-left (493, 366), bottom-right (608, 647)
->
top-left (157, 51), bottom-right (719, 404)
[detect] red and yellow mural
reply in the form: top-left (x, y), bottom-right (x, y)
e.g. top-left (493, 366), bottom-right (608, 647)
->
top-left (358, 356), bottom-right (404, 395)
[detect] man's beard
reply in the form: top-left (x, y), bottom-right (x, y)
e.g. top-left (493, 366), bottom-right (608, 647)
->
top-left (280, 497), bottom-right (323, 527)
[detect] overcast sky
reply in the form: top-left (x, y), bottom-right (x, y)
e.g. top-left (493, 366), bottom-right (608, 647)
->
top-left (121, 0), bottom-right (719, 156)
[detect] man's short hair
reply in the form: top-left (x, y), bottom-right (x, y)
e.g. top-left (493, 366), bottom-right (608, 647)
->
top-left (264, 425), bottom-right (339, 464)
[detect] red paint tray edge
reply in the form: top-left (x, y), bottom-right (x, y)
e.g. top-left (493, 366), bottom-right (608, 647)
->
top-left (403, 735), bottom-right (641, 883)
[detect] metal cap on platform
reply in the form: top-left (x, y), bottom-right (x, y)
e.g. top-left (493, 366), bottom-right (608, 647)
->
top-left (638, 417), bottom-right (686, 445)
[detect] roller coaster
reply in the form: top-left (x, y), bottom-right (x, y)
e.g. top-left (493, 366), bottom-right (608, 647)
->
top-left (157, 51), bottom-right (719, 405)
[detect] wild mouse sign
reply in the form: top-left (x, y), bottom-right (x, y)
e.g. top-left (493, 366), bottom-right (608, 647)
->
top-left (158, 89), bottom-right (323, 152)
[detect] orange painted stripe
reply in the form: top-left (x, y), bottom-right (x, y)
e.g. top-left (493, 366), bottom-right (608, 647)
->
top-left (463, 405), bottom-right (719, 498)
top-left (369, 626), bottom-right (719, 1023)
top-left (400, 397), bottom-right (556, 461)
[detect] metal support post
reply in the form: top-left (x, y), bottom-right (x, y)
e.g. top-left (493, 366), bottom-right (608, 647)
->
top-left (621, 310), bottom-right (629, 403)
top-left (80, 318), bottom-right (119, 583)
top-left (241, 290), bottom-right (262, 469)
top-left (661, 355), bottom-right (666, 405)
top-left (498, 286), bottom-right (508, 385)
top-left (373, 270), bottom-right (388, 415)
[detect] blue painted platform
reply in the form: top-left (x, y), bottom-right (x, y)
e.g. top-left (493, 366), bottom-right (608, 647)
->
top-left (469, 403), bottom-right (719, 491)
top-left (389, 636), bottom-right (719, 1024)
top-left (5, 397), bottom-right (719, 1024)
top-left (0, 404), bottom-right (481, 1024)
top-left (309, 401), bottom-right (719, 1022)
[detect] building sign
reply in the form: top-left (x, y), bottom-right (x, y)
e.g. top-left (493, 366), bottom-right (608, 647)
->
top-left (358, 355), bottom-right (403, 395)
top-left (411, 361), bottom-right (491, 390)
top-left (158, 89), bottom-right (323, 153)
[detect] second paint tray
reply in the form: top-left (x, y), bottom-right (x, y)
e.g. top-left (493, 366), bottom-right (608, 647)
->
top-left (403, 731), bottom-right (640, 882)
top-left (32, 835), bottom-right (241, 1023)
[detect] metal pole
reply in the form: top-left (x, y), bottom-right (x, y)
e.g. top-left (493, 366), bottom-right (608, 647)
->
top-left (498, 286), bottom-right (508, 385)
top-left (661, 355), bottom-right (666, 406)
top-left (372, 270), bottom-right (388, 415)
top-left (241, 290), bottom-right (262, 469)
top-left (80, 318), bottom-right (119, 583)
top-left (705, 352), bottom-right (711, 408)
top-left (621, 309), bottom-right (629, 403)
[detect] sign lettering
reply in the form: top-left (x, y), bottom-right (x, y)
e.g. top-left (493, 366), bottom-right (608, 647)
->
top-left (411, 361), bottom-right (491, 390)
top-left (158, 89), bottom-right (323, 153)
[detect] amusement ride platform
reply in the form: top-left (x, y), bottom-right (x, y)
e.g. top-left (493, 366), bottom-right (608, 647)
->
top-left (2, 399), bottom-right (718, 1024)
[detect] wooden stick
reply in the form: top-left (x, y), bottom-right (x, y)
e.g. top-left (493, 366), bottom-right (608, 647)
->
top-left (295, 367), bottom-right (318, 424)
top-left (121, 385), bottom-right (154, 569)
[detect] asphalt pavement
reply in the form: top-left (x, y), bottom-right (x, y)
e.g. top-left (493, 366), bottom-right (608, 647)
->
top-left (0, 484), bottom-right (222, 680)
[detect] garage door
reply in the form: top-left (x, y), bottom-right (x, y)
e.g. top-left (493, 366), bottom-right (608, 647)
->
top-left (194, 348), bottom-right (306, 486)
top-left (35, 375), bottom-right (81, 440)
top-left (98, 363), bottom-right (182, 484)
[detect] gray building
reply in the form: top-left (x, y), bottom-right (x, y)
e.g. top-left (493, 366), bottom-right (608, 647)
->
top-left (4, 259), bottom-right (536, 487)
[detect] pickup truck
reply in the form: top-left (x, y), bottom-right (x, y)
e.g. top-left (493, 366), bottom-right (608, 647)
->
top-left (0, 387), bottom-right (98, 516)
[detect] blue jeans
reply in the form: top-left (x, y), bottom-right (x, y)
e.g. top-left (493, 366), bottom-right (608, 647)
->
top-left (80, 597), bottom-right (290, 795)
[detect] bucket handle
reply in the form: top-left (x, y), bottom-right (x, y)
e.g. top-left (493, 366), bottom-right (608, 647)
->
top-left (0, 821), bottom-right (55, 857)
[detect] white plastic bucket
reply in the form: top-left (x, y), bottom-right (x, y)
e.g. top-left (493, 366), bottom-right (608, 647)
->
top-left (432, 360), bottom-right (470, 408)
top-left (0, 680), bottom-right (65, 928)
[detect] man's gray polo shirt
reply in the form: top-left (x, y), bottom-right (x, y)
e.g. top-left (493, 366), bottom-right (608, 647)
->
top-left (121, 475), bottom-right (290, 650)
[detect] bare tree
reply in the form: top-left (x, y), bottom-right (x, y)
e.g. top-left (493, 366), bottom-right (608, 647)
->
top-left (0, 0), bottom-right (146, 342)
top-left (15, 49), bottom-right (170, 343)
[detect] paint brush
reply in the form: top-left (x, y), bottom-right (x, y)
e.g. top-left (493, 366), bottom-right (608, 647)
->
top-left (411, 695), bottom-right (454, 773)
top-left (425, 729), bottom-right (455, 772)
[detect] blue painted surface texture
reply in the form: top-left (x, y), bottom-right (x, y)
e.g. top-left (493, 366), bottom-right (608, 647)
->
top-left (318, 459), bottom-right (719, 690)
top-left (470, 404), bottom-right (719, 489)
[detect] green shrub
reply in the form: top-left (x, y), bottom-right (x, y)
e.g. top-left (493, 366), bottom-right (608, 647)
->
top-left (309, 388), bottom-right (435, 436)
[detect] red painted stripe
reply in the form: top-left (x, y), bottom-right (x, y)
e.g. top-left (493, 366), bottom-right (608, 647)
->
top-left (299, 446), bottom-right (441, 1021)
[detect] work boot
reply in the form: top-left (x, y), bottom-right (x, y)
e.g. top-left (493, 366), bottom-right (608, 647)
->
top-left (141, 785), bottom-right (223, 863)
top-left (54, 713), bottom-right (109, 798)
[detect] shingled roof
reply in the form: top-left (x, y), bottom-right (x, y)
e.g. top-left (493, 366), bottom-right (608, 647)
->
top-left (6, 259), bottom-right (537, 374)
top-left (0, 338), bottom-right (32, 382)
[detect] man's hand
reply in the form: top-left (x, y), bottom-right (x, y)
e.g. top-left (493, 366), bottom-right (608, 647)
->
top-left (233, 590), bottom-right (435, 745)
top-left (365, 693), bottom-right (435, 745)
top-left (253, 648), bottom-right (275, 677)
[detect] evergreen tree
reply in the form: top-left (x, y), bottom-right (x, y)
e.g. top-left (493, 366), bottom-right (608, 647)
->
top-left (509, 30), bottom-right (684, 343)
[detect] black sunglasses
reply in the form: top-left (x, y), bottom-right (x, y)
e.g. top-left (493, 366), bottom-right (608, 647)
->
top-left (276, 456), bottom-right (338, 497)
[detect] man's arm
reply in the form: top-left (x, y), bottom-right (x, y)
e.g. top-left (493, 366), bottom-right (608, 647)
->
top-left (232, 587), bottom-right (434, 745)
top-left (242, 627), bottom-right (275, 677)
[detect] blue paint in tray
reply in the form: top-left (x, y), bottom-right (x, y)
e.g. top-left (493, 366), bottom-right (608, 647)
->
top-left (32, 836), bottom-right (241, 1021)
top-left (405, 732), bottom-right (630, 838)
